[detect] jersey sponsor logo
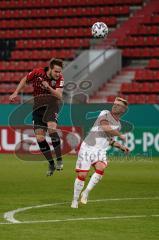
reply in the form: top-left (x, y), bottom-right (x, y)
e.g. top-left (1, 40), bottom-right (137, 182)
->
top-left (54, 113), bottom-right (58, 121)
top-left (51, 80), bottom-right (56, 86)
top-left (60, 81), bottom-right (64, 87)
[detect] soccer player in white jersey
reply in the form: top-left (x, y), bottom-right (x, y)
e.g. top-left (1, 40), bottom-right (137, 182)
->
top-left (71, 97), bottom-right (130, 208)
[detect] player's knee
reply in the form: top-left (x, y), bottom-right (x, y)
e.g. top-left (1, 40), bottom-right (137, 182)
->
top-left (36, 135), bottom-right (45, 142)
top-left (48, 128), bottom-right (56, 135)
top-left (78, 172), bottom-right (87, 181)
top-left (95, 169), bottom-right (104, 176)
top-left (47, 122), bottom-right (57, 134)
top-left (95, 162), bottom-right (107, 172)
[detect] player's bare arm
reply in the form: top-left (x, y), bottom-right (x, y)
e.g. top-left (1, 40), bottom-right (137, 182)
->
top-left (100, 119), bottom-right (126, 141)
top-left (109, 139), bottom-right (129, 153)
top-left (9, 75), bottom-right (27, 102)
top-left (42, 81), bottom-right (63, 100)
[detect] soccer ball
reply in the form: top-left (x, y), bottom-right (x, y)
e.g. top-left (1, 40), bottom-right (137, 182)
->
top-left (91, 22), bottom-right (108, 38)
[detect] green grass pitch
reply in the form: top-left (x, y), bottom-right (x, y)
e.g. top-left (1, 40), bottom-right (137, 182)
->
top-left (0, 154), bottom-right (159, 240)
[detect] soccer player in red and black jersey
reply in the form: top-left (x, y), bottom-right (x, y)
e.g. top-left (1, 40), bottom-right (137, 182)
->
top-left (9, 58), bottom-right (64, 176)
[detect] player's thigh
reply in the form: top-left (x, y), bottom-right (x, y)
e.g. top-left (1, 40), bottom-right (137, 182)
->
top-left (32, 108), bottom-right (47, 133)
top-left (44, 107), bottom-right (58, 134)
top-left (91, 148), bottom-right (107, 171)
top-left (77, 171), bottom-right (89, 180)
top-left (34, 128), bottom-right (46, 142)
top-left (76, 146), bottom-right (92, 173)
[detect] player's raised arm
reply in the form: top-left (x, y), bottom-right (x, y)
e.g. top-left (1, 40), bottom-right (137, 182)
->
top-left (9, 68), bottom-right (36, 102)
top-left (100, 119), bottom-right (126, 141)
top-left (9, 75), bottom-right (27, 102)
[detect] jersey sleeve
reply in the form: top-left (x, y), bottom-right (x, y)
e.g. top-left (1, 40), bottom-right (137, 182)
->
top-left (55, 75), bottom-right (64, 88)
top-left (26, 69), bottom-right (36, 82)
top-left (100, 110), bottom-right (119, 131)
top-left (99, 110), bottom-right (110, 123)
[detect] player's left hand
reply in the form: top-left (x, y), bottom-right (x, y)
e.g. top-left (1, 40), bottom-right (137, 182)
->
top-left (42, 81), bottom-right (50, 89)
top-left (120, 145), bottom-right (130, 153)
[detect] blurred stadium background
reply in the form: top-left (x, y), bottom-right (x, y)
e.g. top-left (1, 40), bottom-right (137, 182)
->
top-left (0, 0), bottom-right (158, 105)
top-left (0, 0), bottom-right (158, 155)
top-left (0, 1), bottom-right (159, 239)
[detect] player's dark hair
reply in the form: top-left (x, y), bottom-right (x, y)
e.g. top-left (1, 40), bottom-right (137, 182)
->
top-left (49, 58), bottom-right (63, 69)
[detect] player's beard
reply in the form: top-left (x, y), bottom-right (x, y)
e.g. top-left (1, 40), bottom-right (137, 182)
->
top-left (49, 72), bottom-right (54, 80)
top-left (112, 106), bottom-right (119, 114)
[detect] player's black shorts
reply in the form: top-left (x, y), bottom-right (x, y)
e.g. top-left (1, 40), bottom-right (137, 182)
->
top-left (32, 95), bottom-right (60, 131)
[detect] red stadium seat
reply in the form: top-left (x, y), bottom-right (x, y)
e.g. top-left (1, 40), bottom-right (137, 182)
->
top-left (153, 82), bottom-right (159, 93)
top-left (121, 83), bottom-right (130, 93)
top-left (142, 83), bottom-right (151, 93)
top-left (146, 94), bottom-right (158, 103)
top-left (148, 59), bottom-right (159, 70)
top-left (107, 95), bottom-right (116, 102)
top-left (136, 94), bottom-right (146, 103)
top-left (127, 95), bottom-right (137, 104)
top-left (1, 0), bottom-right (159, 104)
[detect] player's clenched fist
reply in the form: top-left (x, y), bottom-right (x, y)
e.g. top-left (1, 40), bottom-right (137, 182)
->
top-left (9, 92), bottom-right (18, 102)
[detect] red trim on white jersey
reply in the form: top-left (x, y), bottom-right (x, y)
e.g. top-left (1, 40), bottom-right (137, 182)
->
top-left (77, 176), bottom-right (85, 181)
top-left (95, 169), bottom-right (104, 175)
top-left (110, 111), bottom-right (120, 122)
top-left (92, 161), bottom-right (108, 167)
top-left (76, 169), bottom-right (89, 173)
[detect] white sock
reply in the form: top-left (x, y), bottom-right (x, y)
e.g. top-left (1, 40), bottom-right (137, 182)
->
top-left (73, 177), bottom-right (85, 201)
top-left (85, 171), bottom-right (103, 193)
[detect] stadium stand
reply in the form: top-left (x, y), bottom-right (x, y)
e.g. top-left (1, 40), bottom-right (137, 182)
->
top-left (1, 0), bottom-right (158, 104)
top-left (89, 0), bottom-right (159, 104)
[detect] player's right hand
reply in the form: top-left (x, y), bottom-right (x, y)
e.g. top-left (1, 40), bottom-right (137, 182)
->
top-left (42, 81), bottom-right (50, 89)
top-left (119, 134), bottom-right (126, 141)
top-left (9, 92), bottom-right (17, 102)
top-left (120, 145), bottom-right (130, 153)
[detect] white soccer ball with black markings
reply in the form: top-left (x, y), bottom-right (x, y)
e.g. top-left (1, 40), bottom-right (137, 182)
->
top-left (91, 22), bottom-right (108, 38)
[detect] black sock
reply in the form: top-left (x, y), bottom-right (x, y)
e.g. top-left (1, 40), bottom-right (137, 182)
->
top-left (37, 140), bottom-right (54, 165)
top-left (49, 132), bottom-right (62, 161)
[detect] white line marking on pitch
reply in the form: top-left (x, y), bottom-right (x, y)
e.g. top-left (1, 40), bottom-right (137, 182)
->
top-left (3, 196), bottom-right (159, 224)
top-left (0, 222), bottom-right (12, 225)
top-left (1, 215), bottom-right (159, 225)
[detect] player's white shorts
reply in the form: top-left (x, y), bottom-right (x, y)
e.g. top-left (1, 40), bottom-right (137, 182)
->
top-left (76, 142), bottom-right (108, 172)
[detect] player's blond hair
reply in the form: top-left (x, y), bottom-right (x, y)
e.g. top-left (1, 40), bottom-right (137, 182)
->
top-left (115, 97), bottom-right (128, 106)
